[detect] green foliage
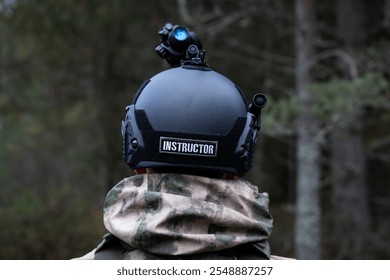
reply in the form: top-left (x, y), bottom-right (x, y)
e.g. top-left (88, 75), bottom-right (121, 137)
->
top-left (310, 73), bottom-right (389, 126)
top-left (262, 73), bottom-right (389, 136)
top-left (0, 187), bottom-right (104, 259)
top-left (262, 94), bottom-right (300, 136)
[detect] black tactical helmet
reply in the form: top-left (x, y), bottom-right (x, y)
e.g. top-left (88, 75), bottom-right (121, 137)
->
top-left (121, 24), bottom-right (266, 176)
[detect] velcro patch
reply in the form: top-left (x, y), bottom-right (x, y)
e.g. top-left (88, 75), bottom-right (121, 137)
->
top-left (159, 137), bottom-right (218, 157)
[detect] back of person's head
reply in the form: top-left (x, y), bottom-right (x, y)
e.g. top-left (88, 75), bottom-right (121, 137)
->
top-left (121, 23), bottom-right (267, 178)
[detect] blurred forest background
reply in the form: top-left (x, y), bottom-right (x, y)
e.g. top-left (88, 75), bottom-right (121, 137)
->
top-left (0, 0), bottom-right (389, 260)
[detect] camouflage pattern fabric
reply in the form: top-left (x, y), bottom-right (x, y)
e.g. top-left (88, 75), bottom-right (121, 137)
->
top-left (101, 173), bottom-right (273, 259)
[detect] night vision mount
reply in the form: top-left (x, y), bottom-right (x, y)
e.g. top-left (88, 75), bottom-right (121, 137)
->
top-left (155, 22), bottom-right (267, 130)
top-left (155, 23), bottom-right (206, 67)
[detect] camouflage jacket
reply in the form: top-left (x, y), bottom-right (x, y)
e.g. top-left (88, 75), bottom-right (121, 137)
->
top-left (75, 173), bottom-right (273, 260)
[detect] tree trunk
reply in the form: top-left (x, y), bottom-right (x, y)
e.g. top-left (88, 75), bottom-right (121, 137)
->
top-left (294, 0), bottom-right (322, 259)
top-left (330, 0), bottom-right (370, 259)
top-left (330, 118), bottom-right (370, 258)
top-left (385, 0), bottom-right (390, 28)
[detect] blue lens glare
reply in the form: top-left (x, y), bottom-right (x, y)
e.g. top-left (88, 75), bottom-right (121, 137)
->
top-left (173, 28), bottom-right (188, 41)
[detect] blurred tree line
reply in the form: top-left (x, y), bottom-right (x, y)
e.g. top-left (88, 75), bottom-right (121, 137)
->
top-left (0, 0), bottom-right (389, 259)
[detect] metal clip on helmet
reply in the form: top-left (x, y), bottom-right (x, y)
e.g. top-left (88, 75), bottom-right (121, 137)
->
top-left (121, 23), bottom-right (267, 176)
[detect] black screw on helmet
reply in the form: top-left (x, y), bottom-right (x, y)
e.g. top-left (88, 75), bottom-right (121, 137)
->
top-left (121, 23), bottom-right (267, 176)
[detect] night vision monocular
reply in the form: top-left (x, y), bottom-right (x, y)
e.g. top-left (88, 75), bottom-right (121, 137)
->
top-left (155, 23), bottom-right (203, 67)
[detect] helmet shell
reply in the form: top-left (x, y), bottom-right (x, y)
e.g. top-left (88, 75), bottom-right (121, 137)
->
top-left (121, 65), bottom-right (258, 176)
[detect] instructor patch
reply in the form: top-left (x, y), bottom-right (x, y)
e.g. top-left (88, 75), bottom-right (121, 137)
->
top-left (159, 137), bottom-right (218, 157)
